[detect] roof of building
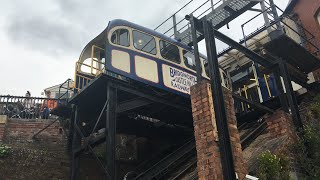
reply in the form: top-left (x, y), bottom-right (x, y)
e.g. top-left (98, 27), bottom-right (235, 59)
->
top-left (44, 80), bottom-right (74, 91)
top-left (283, 0), bottom-right (298, 14)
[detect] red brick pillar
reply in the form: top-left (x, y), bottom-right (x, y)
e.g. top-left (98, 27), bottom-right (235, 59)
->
top-left (0, 115), bottom-right (8, 141)
top-left (191, 80), bottom-right (247, 180)
top-left (265, 110), bottom-right (296, 139)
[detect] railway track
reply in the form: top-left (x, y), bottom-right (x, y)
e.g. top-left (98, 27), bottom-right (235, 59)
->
top-left (129, 118), bottom-right (267, 180)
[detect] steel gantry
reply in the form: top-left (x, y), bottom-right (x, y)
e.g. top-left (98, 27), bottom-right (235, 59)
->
top-left (188, 13), bottom-right (304, 179)
top-left (68, 74), bottom-right (194, 180)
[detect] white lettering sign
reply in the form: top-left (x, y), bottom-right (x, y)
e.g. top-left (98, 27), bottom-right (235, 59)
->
top-left (162, 64), bottom-right (197, 94)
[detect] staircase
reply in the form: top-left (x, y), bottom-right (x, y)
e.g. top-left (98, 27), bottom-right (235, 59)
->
top-left (176, 0), bottom-right (259, 45)
top-left (134, 139), bottom-right (196, 180)
top-left (131, 118), bottom-right (267, 180)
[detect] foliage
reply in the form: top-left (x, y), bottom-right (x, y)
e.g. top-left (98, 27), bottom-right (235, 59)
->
top-left (293, 95), bottom-right (320, 179)
top-left (309, 95), bottom-right (320, 119)
top-left (0, 144), bottom-right (12, 158)
top-left (257, 151), bottom-right (290, 180)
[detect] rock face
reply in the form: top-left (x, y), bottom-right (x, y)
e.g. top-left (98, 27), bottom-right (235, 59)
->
top-left (242, 133), bottom-right (291, 174)
top-left (0, 142), bottom-right (70, 180)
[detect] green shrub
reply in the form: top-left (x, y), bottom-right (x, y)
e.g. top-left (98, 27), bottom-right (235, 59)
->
top-left (257, 151), bottom-right (290, 180)
top-left (292, 95), bottom-right (320, 180)
top-left (309, 95), bottom-right (320, 119)
top-left (293, 95), bottom-right (320, 179)
top-left (0, 144), bottom-right (11, 158)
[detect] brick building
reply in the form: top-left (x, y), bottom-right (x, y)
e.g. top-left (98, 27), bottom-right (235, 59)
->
top-left (284, 0), bottom-right (320, 81)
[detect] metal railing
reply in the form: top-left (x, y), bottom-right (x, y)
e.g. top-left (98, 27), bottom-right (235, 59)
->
top-left (0, 95), bottom-right (61, 120)
top-left (154, 0), bottom-right (221, 39)
top-left (240, 2), bottom-right (319, 55)
top-left (233, 72), bottom-right (275, 115)
top-left (58, 78), bottom-right (73, 101)
top-left (74, 45), bottom-right (105, 93)
top-left (90, 45), bottom-right (105, 75)
top-left (74, 65), bottom-right (95, 93)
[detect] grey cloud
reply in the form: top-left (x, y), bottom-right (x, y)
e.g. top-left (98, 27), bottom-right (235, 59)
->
top-left (4, 0), bottom-right (179, 58)
top-left (6, 15), bottom-right (88, 56)
top-left (3, 0), bottom-right (289, 59)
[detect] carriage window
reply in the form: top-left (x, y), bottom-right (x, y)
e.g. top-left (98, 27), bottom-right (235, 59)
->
top-left (111, 29), bottom-right (130, 47)
top-left (159, 40), bottom-right (180, 63)
top-left (133, 30), bottom-right (156, 55)
top-left (183, 50), bottom-right (196, 70)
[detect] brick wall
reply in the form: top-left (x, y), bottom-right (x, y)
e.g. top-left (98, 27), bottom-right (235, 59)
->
top-left (191, 80), bottom-right (247, 180)
top-left (0, 115), bottom-right (8, 141)
top-left (0, 117), bottom-right (70, 179)
top-left (4, 118), bottom-right (65, 143)
top-left (223, 87), bottom-right (248, 179)
top-left (265, 110), bottom-right (296, 140)
top-left (290, 0), bottom-right (320, 81)
top-left (0, 124), bottom-right (5, 141)
top-left (292, 0), bottom-right (320, 49)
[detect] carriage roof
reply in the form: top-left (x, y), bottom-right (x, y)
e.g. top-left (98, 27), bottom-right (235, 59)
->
top-left (79, 19), bottom-right (207, 62)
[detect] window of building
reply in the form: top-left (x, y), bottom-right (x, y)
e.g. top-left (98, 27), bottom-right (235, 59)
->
top-left (183, 50), bottom-right (196, 70)
top-left (204, 61), bottom-right (210, 77)
top-left (317, 10), bottom-right (320, 25)
top-left (111, 29), bottom-right (130, 47)
top-left (159, 40), bottom-right (180, 63)
top-left (133, 30), bottom-right (157, 55)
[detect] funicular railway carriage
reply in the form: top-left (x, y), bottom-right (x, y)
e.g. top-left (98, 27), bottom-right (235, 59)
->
top-left (75, 19), bottom-right (230, 96)
top-left (70, 19), bottom-right (231, 179)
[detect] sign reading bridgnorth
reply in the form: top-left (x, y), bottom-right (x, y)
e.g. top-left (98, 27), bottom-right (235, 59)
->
top-left (162, 64), bottom-right (197, 94)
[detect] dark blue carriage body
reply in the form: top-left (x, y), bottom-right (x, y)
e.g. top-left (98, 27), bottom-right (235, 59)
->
top-left (75, 19), bottom-right (227, 98)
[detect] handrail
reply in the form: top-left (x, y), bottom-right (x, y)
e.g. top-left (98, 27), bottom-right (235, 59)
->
top-left (264, 74), bottom-right (272, 98)
top-left (75, 44), bottom-right (105, 79)
top-left (168, 0), bottom-right (220, 38)
top-left (0, 95), bottom-right (59, 101)
top-left (264, 1), bottom-right (318, 47)
top-left (154, 0), bottom-right (219, 37)
top-left (77, 61), bottom-right (103, 71)
top-left (91, 45), bottom-right (105, 75)
top-left (280, 19), bottom-right (319, 53)
top-left (32, 118), bottom-right (60, 139)
top-left (235, 3), bottom-right (320, 59)
top-left (0, 95), bottom-right (60, 119)
top-left (58, 78), bottom-right (73, 100)
top-left (241, 6), bottom-right (272, 27)
top-left (74, 68), bottom-right (95, 93)
top-left (154, 0), bottom-right (194, 31)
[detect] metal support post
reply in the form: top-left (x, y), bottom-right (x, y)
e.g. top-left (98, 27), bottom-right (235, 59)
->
top-left (106, 85), bottom-right (117, 180)
top-left (202, 18), bottom-right (236, 180)
top-left (190, 14), bottom-right (203, 82)
top-left (232, 93), bottom-right (274, 114)
top-left (268, 0), bottom-right (282, 30)
top-left (273, 70), bottom-right (289, 113)
top-left (278, 60), bottom-right (303, 131)
top-left (213, 29), bottom-right (274, 68)
top-left (67, 105), bottom-right (76, 154)
top-left (260, 1), bottom-right (271, 34)
top-left (173, 14), bottom-right (179, 39)
top-left (252, 63), bottom-right (263, 103)
top-left (241, 25), bottom-right (248, 47)
top-left (71, 106), bottom-right (81, 180)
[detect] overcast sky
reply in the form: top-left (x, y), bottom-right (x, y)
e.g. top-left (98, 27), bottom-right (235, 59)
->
top-left (0, 0), bottom-right (289, 96)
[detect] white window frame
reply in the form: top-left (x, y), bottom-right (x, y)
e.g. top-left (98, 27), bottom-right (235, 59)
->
top-left (317, 10), bottom-right (320, 25)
